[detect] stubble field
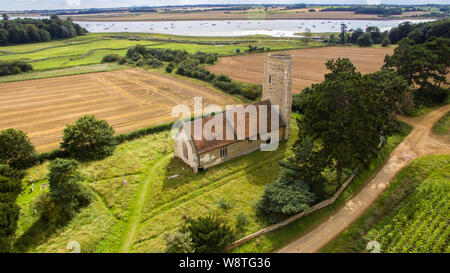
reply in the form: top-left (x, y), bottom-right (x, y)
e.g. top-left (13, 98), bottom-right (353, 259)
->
top-left (0, 68), bottom-right (237, 152)
top-left (208, 46), bottom-right (394, 93)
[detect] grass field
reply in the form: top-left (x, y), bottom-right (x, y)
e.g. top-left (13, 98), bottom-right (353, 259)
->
top-left (321, 155), bottom-right (450, 253)
top-left (0, 68), bottom-right (237, 152)
top-left (13, 117), bottom-right (412, 253)
top-left (208, 46), bottom-right (394, 93)
top-left (432, 111), bottom-right (450, 135)
top-left (13, 116), bottom-right (300, 253)
top-left (0, 33), bottom-right (319, 71)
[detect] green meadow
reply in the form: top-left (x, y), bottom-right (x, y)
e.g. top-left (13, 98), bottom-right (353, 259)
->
top-left (13, 118), bottom-right (298, 253)
top-left (0, 33), bottom-right (323, 71)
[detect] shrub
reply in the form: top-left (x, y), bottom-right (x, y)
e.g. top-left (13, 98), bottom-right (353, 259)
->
top-left (164, 231), bottom-right (195, 253)
top-left (257, 180), bottom-right (315, 223)
top-left (101, 54), bottom-right (121, 63)
top-left (145, 58), bottom-right (163, 68)
top-left (241, 84), bottom-right (262, 100)
top-left (357, 33), bottom-right (374, 47)
top-left (235, 213), bottom-right (249, 231)
top-left (61, 115), bottom-right (116, 161)
top-left (183, 215), bottom-right (235, 253)
top-left (46, 158), bottom-right (94, 222)
top-left (118, 57), bottom-right (128, 65)
top-left (165, 63), bottom-right (175, 73)
top-left (382, 36), bottom-right (391, 47)
top-left (0, 60), bottom-right (33, 76)
top-left (216, 197), bottom-right (233, 210)
top-left (0, 128), bottom-right (36, 169)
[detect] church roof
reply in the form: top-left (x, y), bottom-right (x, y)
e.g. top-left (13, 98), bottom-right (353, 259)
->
top-left (183, 100), bottom-right (286, 155)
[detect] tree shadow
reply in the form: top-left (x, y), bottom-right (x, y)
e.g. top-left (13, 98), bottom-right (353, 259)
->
top-left (13, 217), bottom-right (68, 253)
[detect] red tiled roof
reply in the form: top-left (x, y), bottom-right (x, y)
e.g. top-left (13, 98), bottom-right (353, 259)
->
top-left (184, 100), bottom-right (286, 155)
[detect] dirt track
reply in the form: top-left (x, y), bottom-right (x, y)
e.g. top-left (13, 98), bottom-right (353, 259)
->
top-left (0, 69), bottom-right (237, 152)
top-left (209, 46), bottom-right (393, 93)
top-left (277, 104), bottom-right (450, 253)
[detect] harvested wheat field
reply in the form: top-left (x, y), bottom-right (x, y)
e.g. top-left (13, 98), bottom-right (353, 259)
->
top-left (0, 69), bottom-right (237, 152)
top-left (209, 46), bottom-right (394, 93)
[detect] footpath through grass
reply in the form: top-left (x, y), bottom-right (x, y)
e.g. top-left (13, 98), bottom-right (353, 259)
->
top-left (13, 118), bottom-right (298, 252)
top-left (321, 155), bottom-right (450, 253)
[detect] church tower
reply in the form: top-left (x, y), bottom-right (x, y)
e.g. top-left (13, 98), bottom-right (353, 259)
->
top-left (262, 53), bottom-right (294, 140)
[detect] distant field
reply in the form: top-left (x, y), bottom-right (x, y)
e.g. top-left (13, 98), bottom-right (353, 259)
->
top-left (0, 33), bottom-right (317, 70)
top-left (209, 46), bottom-right (394, 93)
top-left (66, 10), bottom-right (428, 21)
top-left (0, 68), bottom-right (237, 152)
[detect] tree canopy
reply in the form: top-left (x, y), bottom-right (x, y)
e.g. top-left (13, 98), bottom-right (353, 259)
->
top-left (61, 115), bottom-right (116, 160)
top-left (0, 128), bottom-right (36, 169)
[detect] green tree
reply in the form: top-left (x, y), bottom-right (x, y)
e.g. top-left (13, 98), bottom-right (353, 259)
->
top-left (299, 59), bottom-right (395, 183)
top-left (381, 36), bottom-right (391, 47)
top-left (46, 158), bottom-right (93, 221)
top-left (384, 38), bottom-right (449, 103)
top-left (0, 128), bottom-right (36, 169)
top-left (241, 84), bottom-right (261, 100)
top-left (0, 164), bottom-right (23, 253)
top-left (339, 23), bottom-right (347, 44)
top-left (366, 26), bottom-right (382, 44)
top-left (1, 14), bottom-right (9, 20)
top-left (357, 33), bottom-right (373, 47)
top-left (183, 215), bottom-right (234, 253)
top-left (164, 231), bottom-right (195, 253)
top-left (351, 28), bottom-right (364, 44)
top-left (61, 115), bottom-right (116, 160)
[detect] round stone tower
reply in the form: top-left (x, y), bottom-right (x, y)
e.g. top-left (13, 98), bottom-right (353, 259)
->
top-left (262, 53), bottom-right (294, 140)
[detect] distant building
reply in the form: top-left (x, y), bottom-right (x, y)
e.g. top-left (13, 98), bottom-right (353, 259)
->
top-left (175, 53), bottom-right (294, 173)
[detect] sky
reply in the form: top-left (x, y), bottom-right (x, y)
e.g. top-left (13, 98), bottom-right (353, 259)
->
top-left (0, 0), bottom-right (448, 11)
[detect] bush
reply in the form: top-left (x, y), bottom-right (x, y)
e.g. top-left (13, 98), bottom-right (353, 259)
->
top-left (0, 60), bottom-right (33, 76)
top-left (0, 128), bottom-right (36, 169)
top-left (165, 63), bottom-right (175, 73)
top-left (183, 215), bottom-right (235, 253)
top-left (235, 213), bottom-right (249, 231)
top-left (216, 197), bottom-right (233, 210)
top-left (101, 54), bottom-right (121, 63)
top-left (241, 84), bottom-right (262, 100)
top-left (381, 36), bottom-right (391, 47)
top-left (118, 57), bottom-right (128, 65)
top-left (257, 180), bottom-right (315, 223)
top-left (145, 58), bottom-right (163, 68)
top-left (292, 87), bottom-right (311, 114)
top-left (357, 33), bottom-right (374, 47)
top-left (61, 115), bottom-right (116, 161)
top-left (164, 231), bottom-right (195, 253)
top-left (46, 158), bottom-right (94, 222)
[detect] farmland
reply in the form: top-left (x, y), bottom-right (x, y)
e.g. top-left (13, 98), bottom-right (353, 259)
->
top-left (209, 46), bottom-right (394, 93)
top-left (0, 69), bottom-right (237, 152)
top-left (321, 155), bottom-right (450, 253)
top-left (0, 33), bottom-right (320, 71)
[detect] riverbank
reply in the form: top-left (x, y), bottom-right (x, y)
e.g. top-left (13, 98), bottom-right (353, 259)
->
top-left (63, 11), bottom-right (439, 22)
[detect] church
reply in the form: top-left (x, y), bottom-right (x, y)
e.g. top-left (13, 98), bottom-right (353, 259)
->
top-left (174, 53), bottom-right (294, 173)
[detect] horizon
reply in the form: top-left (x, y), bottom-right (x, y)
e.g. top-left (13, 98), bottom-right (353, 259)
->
top-left (0, 1), bottom-right (449, 12)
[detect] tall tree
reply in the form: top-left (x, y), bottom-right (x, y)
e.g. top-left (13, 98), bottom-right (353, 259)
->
top-left (384, 37), bottom-right (449, 103)
top-left (61, 115), bottom-right (116, 160)
top-left (0, 128), bottom-right (36, 169)
top-left (0, 164), bottom-right (23, 253)
top-left (298, 58), bottom-right (407, 183)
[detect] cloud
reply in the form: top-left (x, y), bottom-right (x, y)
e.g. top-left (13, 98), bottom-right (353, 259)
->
top-left (66, 0), bottom-right (81, 6)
